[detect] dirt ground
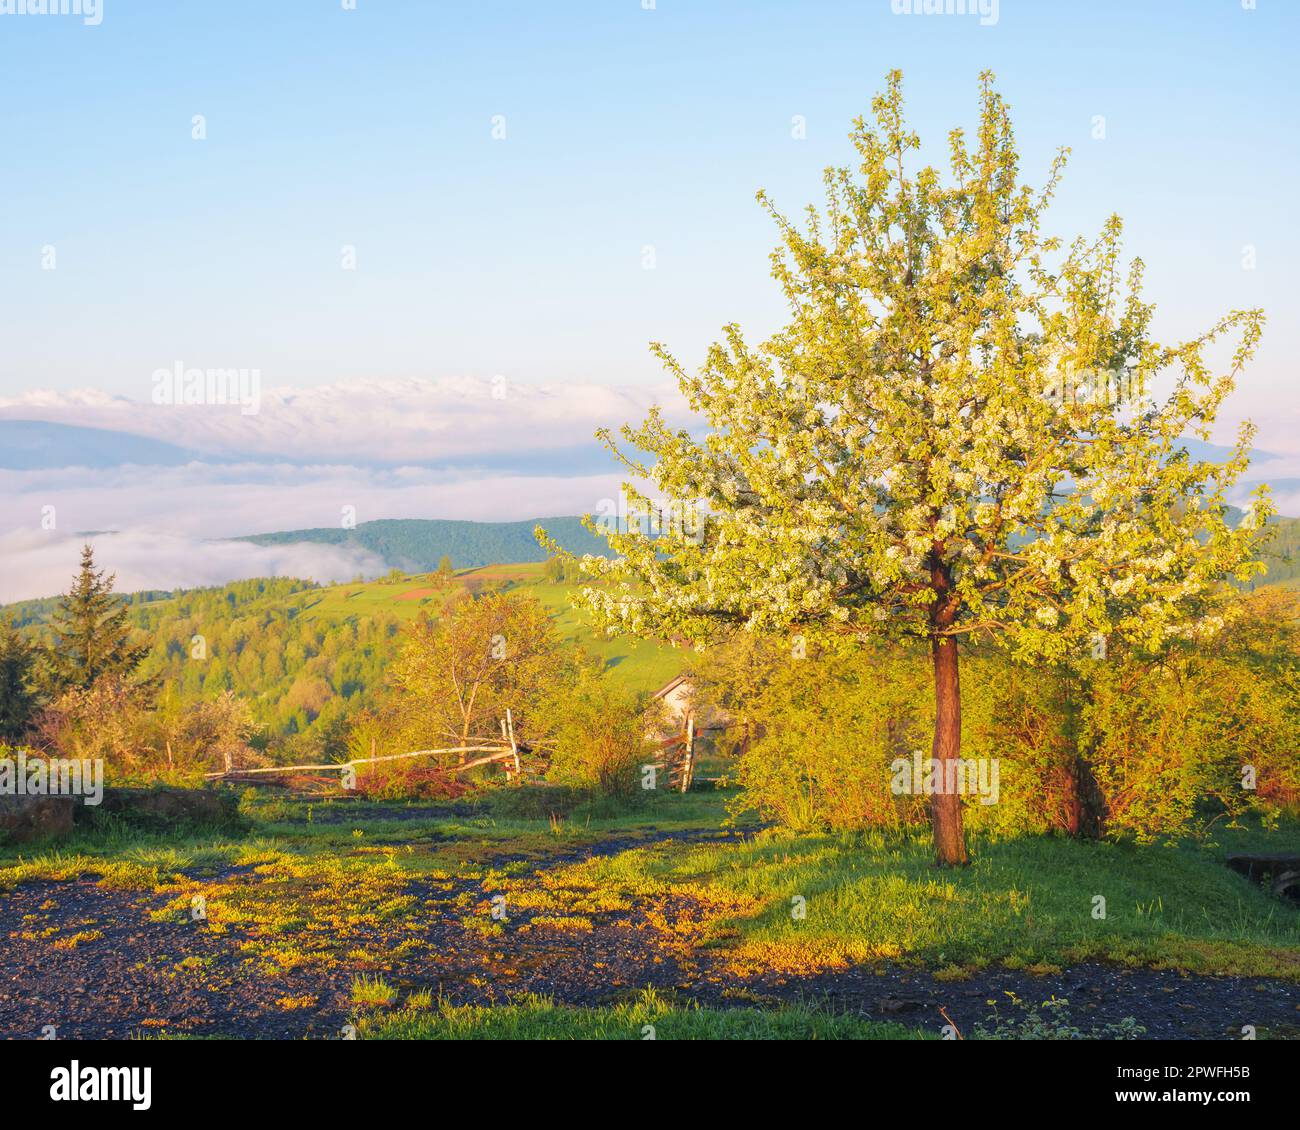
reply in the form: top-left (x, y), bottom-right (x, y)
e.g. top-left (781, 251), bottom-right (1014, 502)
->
top-left (3, 831), bottom-right (1298, 1040)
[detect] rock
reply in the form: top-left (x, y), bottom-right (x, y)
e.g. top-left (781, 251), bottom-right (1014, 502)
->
top-left (0, 794), bottom-right (76, 844)
top-left (74, 787), bottom-right (245, 833)
top-left (1271, 869), bottom-right (1300, 903)
top-left (1227, 854), bottom-right (1300, 904)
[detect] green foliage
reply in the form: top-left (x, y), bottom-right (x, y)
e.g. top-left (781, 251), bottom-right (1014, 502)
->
top-left (542, 555), bottom-right (583, 583)
top-left (1254, 515), bottom-right (1300, 588)
top-left (531, 667), bottom-right (660, 799)
top-left (29, 675), bottom-right (261, 783)
top-left (703, 591), bottom-right (1300, 841)
top-left (357, 989), bottom-right (930, 1041)
top-left (554, 70), bottom-right (1269, 660)
top-left (131, 578), bottom-right (398, 754)
top-left (482, 784), bottom-right (592, 820)
top-left (973, 994), bottom-right (1145, 1040)
top-left (1077, 588), bottom-right (1300, 840)
top-left (243, 516), bottom-right (606, 571)
top-left (704, 635), bottom-right (930, 832)
top-left (574, 819), bottom-right (1300, 977)
top-left (350, 975), bottom-right (399, 1007)
top-left (544, 71), bottom-right (1272, 864)
top-left (0, 616), bottom-right (39, 740)
top-left (1, 565), bottom-right (686, 764)
top-left (390, 591), bottom-right (564, 754)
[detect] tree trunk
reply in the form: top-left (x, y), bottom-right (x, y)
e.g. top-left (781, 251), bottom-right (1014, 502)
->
top-left (930, 633), bottom-right (969, 866)
top-left (1071, 753), bottom-right (1105, 840)
top-left (1061, 664), bottom-right (1104, 840)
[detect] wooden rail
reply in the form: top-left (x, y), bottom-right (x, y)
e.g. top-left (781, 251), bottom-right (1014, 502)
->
top-left (204, 742), bottom-right (517, 783)
top-left (210, 712), bottom-right (717, 796)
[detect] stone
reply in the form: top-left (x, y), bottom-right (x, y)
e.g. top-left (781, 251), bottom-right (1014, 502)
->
top-left (73, 787), bottom-right (244, 832)
top-left (0, 794), bottom-right (76, 844)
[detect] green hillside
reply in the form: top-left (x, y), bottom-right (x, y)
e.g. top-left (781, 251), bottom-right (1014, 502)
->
top-left (1255, 515), bottom-right (1300, 588)
top-left (2, 565), bottom-right (684, 750)
top-left (5, 508), bottom-right (1293, 753)
top-left (235, 511), bottom-right (1300, 586)
top-left (236, 516), bottom-right (606, 571)
top-left (291, 563), bottom-right (683, 695)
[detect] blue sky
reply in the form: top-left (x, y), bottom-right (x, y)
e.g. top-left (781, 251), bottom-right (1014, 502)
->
top-left (0, 1), bottom-right (1297, 600)
top-left (0, 0), bottom-right (1294, 409)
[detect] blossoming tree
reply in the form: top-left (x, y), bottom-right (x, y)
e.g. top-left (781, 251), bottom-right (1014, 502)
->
top-left (544, 72), bottom-right (1271, 865)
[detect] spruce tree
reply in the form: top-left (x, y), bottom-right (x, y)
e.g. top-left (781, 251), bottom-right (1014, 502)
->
top-left (46, 544), bottom-right (150, 692)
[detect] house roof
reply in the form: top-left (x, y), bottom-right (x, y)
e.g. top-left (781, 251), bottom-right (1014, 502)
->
top-left (651, 674), bottom-right (691, 700)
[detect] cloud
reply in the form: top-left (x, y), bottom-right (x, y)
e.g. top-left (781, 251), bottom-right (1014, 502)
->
top-left (0, 376), bottom-right (683, 466)
top-left (1267, 487), bottom-right (1300, 521)
top-left (0, 462), bottom-right (625, 542)
top-left (0, 376), bottom-right (654, 597)
top-left (0, 527), bottom-right (390, 605)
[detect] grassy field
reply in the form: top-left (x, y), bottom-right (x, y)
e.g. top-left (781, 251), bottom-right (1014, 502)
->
top-left (565, 814), bottom-right (1300, 979)
top-left (2, 786), bottom-right (1297, 1040)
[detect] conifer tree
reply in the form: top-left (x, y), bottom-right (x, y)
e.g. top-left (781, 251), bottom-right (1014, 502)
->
top-left (46, 544), bottom-right (150, 692)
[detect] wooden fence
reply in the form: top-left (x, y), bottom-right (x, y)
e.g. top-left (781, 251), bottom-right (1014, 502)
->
top-left (207, 709), bottom-right (718, 795)
top-left (206, 710), bottom-right (523, 789)
top-left (647, 717), bottom-right (699, 794)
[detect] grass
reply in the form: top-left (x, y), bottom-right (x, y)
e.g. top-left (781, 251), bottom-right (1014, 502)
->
top-left (561, 817), bottom-right (1300, 978)
top-left (0, 791), bottom-right (746, 980)
top-left (4, 786), bottom-right (1298, 1041)
top-left (351, 975), bottom-right (399, 1007)
top-left (357, 989), bottom-right (930, 1040)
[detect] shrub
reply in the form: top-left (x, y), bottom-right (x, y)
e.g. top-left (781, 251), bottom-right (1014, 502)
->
top-left (533, 670), bottom-right (659, 799)
top-left (704, 591), bottom-right (1300, 839)
top-left (1077, 589), bottom-right (1300, 839)
top-left (724, 638), bottom-right (929, 832)
top-left (389, 592), bottom-right (564, 760)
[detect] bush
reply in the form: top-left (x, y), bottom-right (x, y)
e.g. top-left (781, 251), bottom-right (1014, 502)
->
top-left (703, 591), bottom-right (1300, 840)
top-left (389, 591), bottom-right (563, 760)
top-left (29, 677), bottom-right (263, 785)
top-left (350, 761), bottom-right (473, 801)
top-left (724, 638), bottom-right (929, 832)
top-left (1077, 589), bottom-right (1300, 840)
top-left (533, 670), bottom-right (659, 800)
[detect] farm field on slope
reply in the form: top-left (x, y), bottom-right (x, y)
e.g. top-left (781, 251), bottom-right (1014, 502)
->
top-left (293, 564), bottom-right (684, 696)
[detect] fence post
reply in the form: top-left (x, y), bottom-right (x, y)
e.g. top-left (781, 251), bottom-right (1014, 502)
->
top-left (681, 716), bottom-right (695, 794)
top-left (506, 708), bottom-right (521, 780)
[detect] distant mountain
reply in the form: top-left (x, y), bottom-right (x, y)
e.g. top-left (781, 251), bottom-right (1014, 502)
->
top-left (0, 420), bottom-right (203, 469)
top-left (235, 510), bottom-right (1300, 581)
top-left (235, 517), bottom-right (608, 570)
top-left (1256, 515), bottom-right (1300, 589)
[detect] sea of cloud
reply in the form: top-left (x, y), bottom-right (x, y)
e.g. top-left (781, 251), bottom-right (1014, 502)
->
top-left (0, 375), bottom-right (684, 466)
top-left (0, 374), bottom-right (1292, 603)
top-left (0, 376), bottom-right (668, 601)
top-left (0, 527), bottom-right (390, 605)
